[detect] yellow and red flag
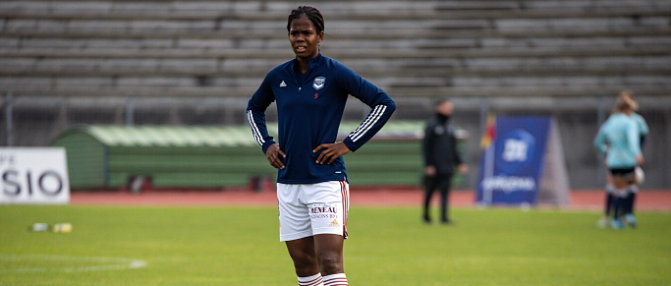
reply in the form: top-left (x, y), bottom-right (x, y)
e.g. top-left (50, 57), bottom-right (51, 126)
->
top-left (480, 113), bottom-right (496, 149)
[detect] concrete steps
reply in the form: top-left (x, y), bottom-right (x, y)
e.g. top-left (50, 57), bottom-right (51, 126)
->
top-left (1, 0), bottom-right (669, 98)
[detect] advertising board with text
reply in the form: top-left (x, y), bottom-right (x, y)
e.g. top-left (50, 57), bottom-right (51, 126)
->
top-left (0, 148), bottom-right (70, 204)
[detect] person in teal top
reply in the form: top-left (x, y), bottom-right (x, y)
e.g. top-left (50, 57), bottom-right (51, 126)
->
top-left (594, 114), bottom-right (641, 169)
top-left (594, 94), bottom-right (644, 229)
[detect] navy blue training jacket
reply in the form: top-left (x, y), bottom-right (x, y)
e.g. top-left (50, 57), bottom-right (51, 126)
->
top-left (246, 54), bottom-right (396, 184)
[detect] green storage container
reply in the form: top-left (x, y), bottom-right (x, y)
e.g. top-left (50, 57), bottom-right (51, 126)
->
top-left (52, 125), bottom-right (276, 189)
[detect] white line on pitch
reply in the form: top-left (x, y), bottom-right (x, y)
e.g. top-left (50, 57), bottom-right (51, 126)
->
top-left (0, 254), bottom-right (147, 274)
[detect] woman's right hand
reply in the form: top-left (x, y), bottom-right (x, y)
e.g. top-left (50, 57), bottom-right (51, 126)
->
top-left (265, 143), bottom-right (286, 170)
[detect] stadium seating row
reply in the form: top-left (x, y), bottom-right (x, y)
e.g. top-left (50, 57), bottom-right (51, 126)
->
top-left (2, 55), bottom-right (670, 74)
top-left (3, 37), bottom-right (670, 57)
top-left (2, 0), bottom-right (669, 20)
top-left (3, 74), bottom-right (670, 88)
top-left (3, 17), bottom-right (670, 36)
top-left (5, 35), bottom-right (670, 49)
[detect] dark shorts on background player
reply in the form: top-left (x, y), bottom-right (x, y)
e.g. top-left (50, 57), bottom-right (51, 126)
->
top-left (609, 167), bottom-right (635, 181)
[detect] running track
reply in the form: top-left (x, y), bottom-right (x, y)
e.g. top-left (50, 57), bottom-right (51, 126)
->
top-left (70, 188), bottom-right (671, 211)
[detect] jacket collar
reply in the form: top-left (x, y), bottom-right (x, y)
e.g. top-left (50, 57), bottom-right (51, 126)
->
top-left (291, 53), bottom-right (323, 74)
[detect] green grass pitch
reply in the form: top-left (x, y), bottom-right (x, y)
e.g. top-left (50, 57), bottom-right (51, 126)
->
top-left (1, 205), bottom-right (670, 285)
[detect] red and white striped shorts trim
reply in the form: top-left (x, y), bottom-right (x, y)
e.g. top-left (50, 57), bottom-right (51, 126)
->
top-left (339, 181), bottom-right (349, 239)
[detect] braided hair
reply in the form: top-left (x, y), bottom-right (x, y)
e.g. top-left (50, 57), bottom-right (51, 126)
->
top-left (287, 6), bottom-right (324, 34)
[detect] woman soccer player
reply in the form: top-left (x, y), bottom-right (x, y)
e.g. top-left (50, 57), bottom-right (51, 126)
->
top-left (246, 6), bottom-right (396, 286)
top-left (598, 91), bottom-right (648, 228)
top-left (594, 95), bottom-right (643, 229)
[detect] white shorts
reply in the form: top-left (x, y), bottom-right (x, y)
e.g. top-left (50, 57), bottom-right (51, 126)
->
top-left (277, 181), bottom-right (349, 242)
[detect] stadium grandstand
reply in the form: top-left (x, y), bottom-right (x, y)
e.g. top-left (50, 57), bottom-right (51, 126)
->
top-left (0, 0), bottom-right (669, 188)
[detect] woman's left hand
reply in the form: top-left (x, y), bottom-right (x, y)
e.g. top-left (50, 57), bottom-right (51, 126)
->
top-left (313, 142), bottom-right (350, 165)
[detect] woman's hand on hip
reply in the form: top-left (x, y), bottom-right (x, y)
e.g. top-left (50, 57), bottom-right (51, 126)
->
top-left (313, 142), bottom-right (350, 165)
top-left (265, 143), bottom-right (286, 169)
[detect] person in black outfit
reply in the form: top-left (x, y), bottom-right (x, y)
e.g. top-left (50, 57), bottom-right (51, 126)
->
top-left (422, 98), bottom-right (468, 224)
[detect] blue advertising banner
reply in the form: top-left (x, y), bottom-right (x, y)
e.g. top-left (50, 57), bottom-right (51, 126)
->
top-left (476, 116), bottom-right (552, 206)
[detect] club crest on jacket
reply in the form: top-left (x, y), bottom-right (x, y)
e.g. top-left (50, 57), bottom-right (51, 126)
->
top-left (313, 76), bottom-right (325, 90)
